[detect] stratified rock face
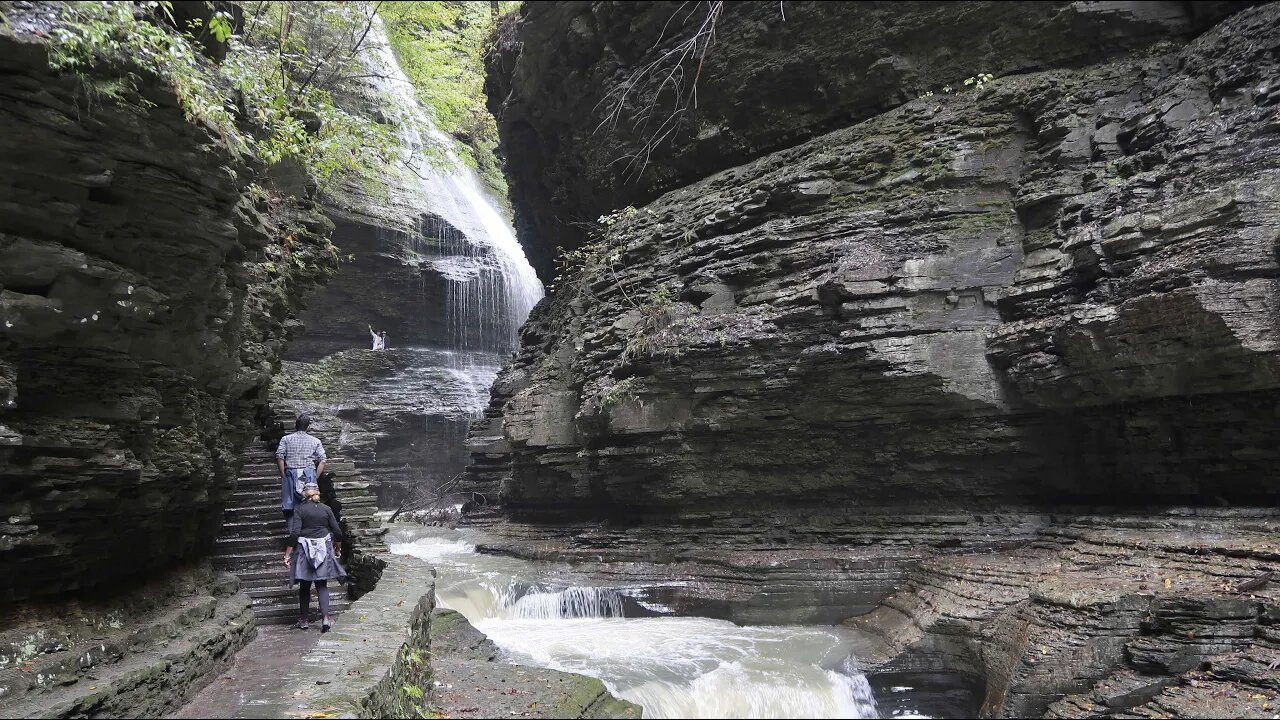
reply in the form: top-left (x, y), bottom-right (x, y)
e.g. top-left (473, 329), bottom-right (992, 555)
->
top-left (486, 0), bottom-right (1251, 281)
top-left (273, 348), bottom-right (500, 507)
top-left (0, 33), bottom-right (336, 602)
top-left (472, 2), bottom-right (1280, 519)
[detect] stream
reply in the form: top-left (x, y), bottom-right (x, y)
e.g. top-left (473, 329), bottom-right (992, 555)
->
top-left (387, 525), bottom-right (978, 719)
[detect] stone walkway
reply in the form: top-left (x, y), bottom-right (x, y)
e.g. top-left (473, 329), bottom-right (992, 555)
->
top-left (168, 626), bottom-right (321, 719)
top-left (168, 554), bottom-right (434, 719)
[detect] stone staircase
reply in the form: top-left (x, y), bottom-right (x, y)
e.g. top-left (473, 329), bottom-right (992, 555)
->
top-left (212, 443), bottom-right (386, 625)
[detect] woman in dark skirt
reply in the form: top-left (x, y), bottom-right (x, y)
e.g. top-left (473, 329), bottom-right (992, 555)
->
top-left (282, 484), bottom-right (347, 632)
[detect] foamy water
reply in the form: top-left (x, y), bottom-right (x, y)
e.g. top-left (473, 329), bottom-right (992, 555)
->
top-left (390, 528), bottom-right (882, 719)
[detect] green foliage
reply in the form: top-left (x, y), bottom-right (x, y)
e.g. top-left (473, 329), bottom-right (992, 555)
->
top-left (642, 284), bottom-right (673, 312)
top-left (964, 72), bottom-right (995, 90)
top-left (48, 1), bottom-right (246, 151)
top-left (379, 1), bottom-right (518, 199)
top-left (46, 1), bottom-right (398, 187)
top-left (921, 72), bottom-right (996, 99)
top-left (207, 12), bottom-right (233, 42)
top-left (226, 2), bottom-right (399, 183)
top-left (551, 206), bottom-right (638, 284)
top-left (400, 682), bottom-right (425, 700)
top-left (597, 206), bottom-right (639, 228)
top-left (624, 283), bottom-right (679, 360)
top-left (601, 377), bottom-right (638, 408)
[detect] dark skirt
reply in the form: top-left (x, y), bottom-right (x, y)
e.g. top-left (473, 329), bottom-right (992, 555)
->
top-left (289, 535), bottom-right (347, 585)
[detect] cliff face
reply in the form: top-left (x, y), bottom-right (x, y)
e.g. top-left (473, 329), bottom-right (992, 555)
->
top-left (486, 0), bottom-right (1254, 281)
top-left (475, 3), bottom-right (1280, 715)
top-left (0, 30), bottom-right (337, 602)
top-left (472, 1), bottom-right (1280, 521)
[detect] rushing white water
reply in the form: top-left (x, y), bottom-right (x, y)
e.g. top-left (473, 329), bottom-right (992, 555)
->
top-left (365, 19), bottom-right (542, 358)
top-left (390, 528), bottom-right (882, 719)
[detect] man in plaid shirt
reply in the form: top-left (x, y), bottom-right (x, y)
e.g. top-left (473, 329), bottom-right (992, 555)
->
top-left (276, 414), bottom-right (327, 519)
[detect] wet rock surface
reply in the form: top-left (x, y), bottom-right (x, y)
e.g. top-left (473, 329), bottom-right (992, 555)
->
top-left (475, 2), bottom-right (1280, 716)
top-left (200, 553), bottom-right (635, 720)
top-left (273, 348), bottom-right (501, 507)
top-left (474, 1), bottom-right (1280, 519)
top-left (0, 25), bottom-right (337, 604)
top-left (427, 608), bottom-right (641, 719)
top-left (462, 508), bottom-right (1280, 718)
top-left (848, 511), bottom-right (1280, 718)
top-left (168, 625), bottom-right (321, 720)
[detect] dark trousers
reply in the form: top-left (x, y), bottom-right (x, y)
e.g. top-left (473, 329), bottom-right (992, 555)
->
top-left (298, 579), bottom-right (330, 620)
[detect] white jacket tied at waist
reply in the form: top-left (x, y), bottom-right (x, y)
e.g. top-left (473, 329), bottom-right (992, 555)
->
top-left (299, 534), bottom-right (332, 569)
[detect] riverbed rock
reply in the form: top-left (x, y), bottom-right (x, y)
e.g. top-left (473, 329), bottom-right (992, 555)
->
top-left (425, 608), bottom-right (641, 719)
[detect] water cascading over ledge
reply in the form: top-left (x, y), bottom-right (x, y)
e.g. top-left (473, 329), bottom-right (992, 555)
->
top-left (275, 18), bottom-right (542, 508)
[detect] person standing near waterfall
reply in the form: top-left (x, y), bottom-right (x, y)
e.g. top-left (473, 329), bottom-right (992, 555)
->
top-left (276, 414), bottom-right (327, 522)
top-left (368, 325), bottom-right (386, 350)
top-left (283, 484), bottom-right (346, 631)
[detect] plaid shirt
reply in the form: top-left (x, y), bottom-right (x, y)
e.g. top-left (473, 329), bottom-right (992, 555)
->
top-left (275, 431), bottom-right (326, 469)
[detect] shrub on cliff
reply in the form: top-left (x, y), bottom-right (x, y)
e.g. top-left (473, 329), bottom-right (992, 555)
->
top-left (41, 0), bottom-right (397, 187)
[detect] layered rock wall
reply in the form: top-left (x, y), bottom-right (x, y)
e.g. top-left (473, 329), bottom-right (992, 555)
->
top-left (487, 0), bottom-right (1254, 280)
top-left (0, 26), bottom-right (336, 600)
top-left (474, 2), bottom-right (1280, 716)
top-left (472, 0), bottom-right (1280, 520)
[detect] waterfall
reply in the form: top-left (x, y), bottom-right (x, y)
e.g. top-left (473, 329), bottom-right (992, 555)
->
top-left (390, 529), bottom-right (886, 719)
top-left (365, 18), bottom-right (542, 362)
top-left (506, 586), bottom-right (627, 620)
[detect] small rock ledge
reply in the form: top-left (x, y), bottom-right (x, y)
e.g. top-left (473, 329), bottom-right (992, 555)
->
top-left (0, 563), bottom-right (254, 719)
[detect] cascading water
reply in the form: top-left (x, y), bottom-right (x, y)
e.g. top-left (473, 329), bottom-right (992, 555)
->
top-left (390, 528), bottom-right (883, 719)
top-left (365, 23), bottom-right (542, 362)
top-left (349, 20), bottom-right (542, 502)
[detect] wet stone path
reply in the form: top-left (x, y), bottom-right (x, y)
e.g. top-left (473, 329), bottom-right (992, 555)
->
top-left (168, 626), bottom-right (321, 719)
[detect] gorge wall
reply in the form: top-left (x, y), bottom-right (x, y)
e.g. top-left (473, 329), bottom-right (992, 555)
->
top-left (0, 21), bottom-right (336, 604)
top-left (471, 3), bottom-right (1280, 716)
top-left (0, 8), bottom-right (344, 714)
top-left (471, 0), bottom-right (1280, 521)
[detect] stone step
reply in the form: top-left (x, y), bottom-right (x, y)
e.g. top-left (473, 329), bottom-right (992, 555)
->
top-left (219, 519), bottom-right (288, 535)
top-left (237, 475), bottom-right (286, 486)
top-left (240, 575), bottom-right (296, 590)
top-left (235, 568), bottom-right (293, 585)
top-left (229, 489), bottom-right (280, 504)
top-left (249, 604), bottom-right (352, 624)
top-left (212, 549), bottom-right (282, 570)
top-left (215, 447), bottom-right (380, 625)
top-left (215, 536), bottom-right (288, 554)
top-left (247, 584), bottom-right (354, 602)
top-left (223, 508), bottom-right (287, 525)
